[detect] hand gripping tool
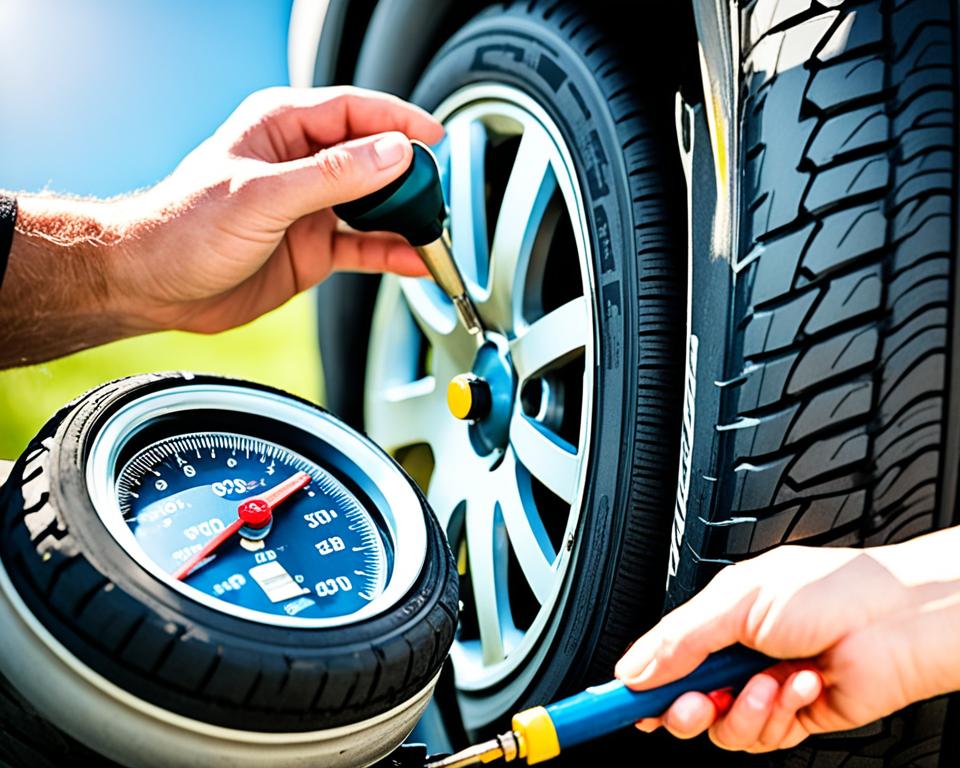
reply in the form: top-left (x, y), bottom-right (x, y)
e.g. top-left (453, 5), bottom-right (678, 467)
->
top-left (425, 646), bottom-right (774, 767)
top-left (334, 141), bottom-right (484, 343)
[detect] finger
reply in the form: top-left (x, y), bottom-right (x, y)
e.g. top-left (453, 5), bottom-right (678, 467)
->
top-left (330, 231), bottom-right (429, 277)
top-left (771, 719), bottom-right (814, 751)
top-left (636, 687), bottom-right (733, 737)
top-left (635, 718), bottom-right (660, 733)
top-left (660, 692), bottom-right (717, 740)
top-left (253, 86), bottom-right (444, 155)
top-left (756, 669), bottom-right (822, 749)
top-left (708, 673), bottom-right (779, 751)
top-left (260, 131), bottom-right (414, 220)
top-left (614, 566), bottom-right (758, 689)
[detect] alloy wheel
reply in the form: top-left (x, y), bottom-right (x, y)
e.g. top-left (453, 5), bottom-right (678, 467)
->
top-left (366, 84), bottom-right (596, 694)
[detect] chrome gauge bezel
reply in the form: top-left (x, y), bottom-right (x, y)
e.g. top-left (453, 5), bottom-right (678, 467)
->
top-left (85, 383), bottom-right (427, 629)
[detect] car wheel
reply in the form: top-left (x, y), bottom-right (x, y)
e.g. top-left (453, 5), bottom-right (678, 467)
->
top-left (362, 1), bottom-right (687, 734)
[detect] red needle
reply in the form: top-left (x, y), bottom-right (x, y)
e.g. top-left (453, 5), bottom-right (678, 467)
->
top-left (172, 470), bottom-right (312, 581)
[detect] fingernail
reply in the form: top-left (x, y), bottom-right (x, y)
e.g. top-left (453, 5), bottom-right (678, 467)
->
top-left (791, 670), bottom-right (822, 699)
top-left (622, 658), bottom-right (658, 686)
top-left (373, 133), bottom-right (408, 169)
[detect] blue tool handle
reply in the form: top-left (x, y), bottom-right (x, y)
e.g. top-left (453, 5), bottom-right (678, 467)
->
top-left (546, 645), bottom-right (775, 750)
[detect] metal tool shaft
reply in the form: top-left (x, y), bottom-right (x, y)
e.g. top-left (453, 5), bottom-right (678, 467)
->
top-left (417, 230), bottom-right (484, 340)
top-left (424, 731), bottom-right (519, 768)
top-left (332, 142), bottom-right (486, 342)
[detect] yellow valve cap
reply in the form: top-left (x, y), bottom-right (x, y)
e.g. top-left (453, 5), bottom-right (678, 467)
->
top-left (512, 707), bottom-right (560, 765)
top-left (447, 374), bottom-right (490, 421)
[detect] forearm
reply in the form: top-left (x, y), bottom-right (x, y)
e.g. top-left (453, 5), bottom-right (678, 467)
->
top-left (0, 194), bottom-right (147, 367)
top-left (872, 525), bottom-right (960, 589)
top-left (871, 526), bottom-right (960, 700)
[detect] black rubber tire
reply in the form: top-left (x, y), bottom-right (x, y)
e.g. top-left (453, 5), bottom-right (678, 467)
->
top-left (0, 667), bottom-right (124, 768)
top-left (316, 271), bottom-right (382, 429)
top-left (0, 373), bottom-right (458, 743)
top-left (669, 0), bottom-right (960, 765)
top-left (360, 0), bottom-right (688, 745)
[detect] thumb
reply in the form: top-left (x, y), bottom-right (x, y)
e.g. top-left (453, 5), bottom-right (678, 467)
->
top-left (614, 568), bottom-right (759, 690)
top-left (259, 131), bottom-right (413, 221)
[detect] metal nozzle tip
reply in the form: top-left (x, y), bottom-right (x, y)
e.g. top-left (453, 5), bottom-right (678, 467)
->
top-left (423, 731), bottom-right (519, 768)
top-left (422, 739), bottom-right (503, 768)
top-left (452, 295), bottom-right (484, 339)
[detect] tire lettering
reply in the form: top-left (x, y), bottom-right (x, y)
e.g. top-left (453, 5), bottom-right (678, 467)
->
top-left (594, 204), bottom-right (615, 274)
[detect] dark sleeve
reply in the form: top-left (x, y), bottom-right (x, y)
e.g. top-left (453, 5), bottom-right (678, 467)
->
top-left (0, 194), bottom-right (17, 291)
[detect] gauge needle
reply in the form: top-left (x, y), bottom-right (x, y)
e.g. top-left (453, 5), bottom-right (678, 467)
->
top-left (173, 471), bottom-right (312, 581)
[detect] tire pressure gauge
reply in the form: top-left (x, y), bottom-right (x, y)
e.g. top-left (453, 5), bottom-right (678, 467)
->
top-left (0, 373), bottom-right (457, 768)
top-left (113, 440), bottom-right (389, 618)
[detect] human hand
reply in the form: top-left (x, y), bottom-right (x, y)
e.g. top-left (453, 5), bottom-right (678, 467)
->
top-left (109, 86), bottom-right (443, 334)
top-left (0, 86), bottom-right (443, 366)
top-left (614, 531), bottom-right (960, 753)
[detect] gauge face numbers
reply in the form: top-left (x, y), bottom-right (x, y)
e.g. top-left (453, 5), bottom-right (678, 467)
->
top-left (115, 432), bottom-right (389, 623)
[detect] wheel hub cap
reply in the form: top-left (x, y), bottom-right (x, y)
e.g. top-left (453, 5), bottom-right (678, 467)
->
top-left (448, 335), bottom-right (516, 457)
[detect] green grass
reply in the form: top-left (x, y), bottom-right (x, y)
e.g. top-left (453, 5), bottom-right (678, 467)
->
top-left (0, 293), bottom-right (322, 460)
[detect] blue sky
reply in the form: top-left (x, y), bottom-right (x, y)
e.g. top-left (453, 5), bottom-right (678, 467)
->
top-left (0, 1), bottom-right (293, 196)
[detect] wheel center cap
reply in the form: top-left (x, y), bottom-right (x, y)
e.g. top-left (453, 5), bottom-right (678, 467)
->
top-left (447, 335), bottom-right (515, 456)
top-left (447, 373), bottom-right (491, 421)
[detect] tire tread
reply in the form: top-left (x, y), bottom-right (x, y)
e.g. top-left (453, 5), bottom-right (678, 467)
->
top-left (688, 0), bottom-right (959, 763)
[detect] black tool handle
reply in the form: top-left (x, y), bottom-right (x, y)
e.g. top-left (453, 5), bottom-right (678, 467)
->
top-left (333, 141), bottom-right (445, 246)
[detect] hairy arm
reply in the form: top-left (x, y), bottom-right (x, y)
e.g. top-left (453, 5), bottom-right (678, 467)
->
top-left (0, 86), bottom-right (444, 369)
top-left (0, 195), bottom-right (144, 366)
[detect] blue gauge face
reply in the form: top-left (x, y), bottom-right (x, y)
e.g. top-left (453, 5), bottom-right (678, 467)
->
top-left (115, 432), bottom-right (390, 623)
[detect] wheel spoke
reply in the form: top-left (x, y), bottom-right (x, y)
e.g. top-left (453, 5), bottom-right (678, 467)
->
top-left (497, 451), bottom-right (556, 604)
top-left (480, 123), bottom-right (557, 334)
top-left (447, 117), bottom-right (489, 286)
top-left (425, 450), bottom-right (469, 531)
top-left (466, 498), bottom-right (507, 665)
top-left (399, 278), bottom-right (477, 372)
top-left (365, 377), bottom-right (440, 453)
top-left (510, 411), bottom-right (579, 505)
top-left (509, 296), bottom-right (589, 382)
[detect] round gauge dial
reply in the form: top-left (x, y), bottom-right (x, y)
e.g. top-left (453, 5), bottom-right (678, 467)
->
top-left (114, 431), bottom-right (391, 623)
